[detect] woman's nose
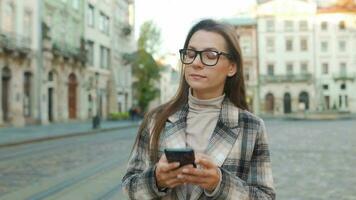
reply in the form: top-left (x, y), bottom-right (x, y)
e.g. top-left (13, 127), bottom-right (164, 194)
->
top-left (191, 55), bottom-right (204, 68)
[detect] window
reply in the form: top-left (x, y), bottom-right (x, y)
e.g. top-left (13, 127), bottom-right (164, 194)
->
top-left (338, 40), bottom-right (346, 52)
top-left (240, 37), bottom-right (252, 55)
top-left (341, 83), bottom-right (346, 90)
top-left (339, 21), bottom-right (346, 30)
top-left (300, 38), bottom-right (308, 51)
top-left (286, 38), bottom-right (293, 51)
top-left (322, 84), bottom-right (328, 90)
top-left (299, 20), bottom-right (308, 31)
top-left (4, 3), bottom-right (15, 32)
top-left (267, 64), bottom-right (274, 76)
top-left (100, 46), bottom-right (110, 68)
top-left (345, 95), bottom-right (348, 107)
top-left (340, 62), bottom-right (347, 75)
top-left (73, 0), bottom-right (79, 10)
top-left (24, 11), bottom-right (32, 40)
top-left (87, 4), bottom-right (94, 27)
top-left (266, 37), bottom-right (275, 52)
top-left (321, 21), bottom-right (328, 30)
top-left (286, 63), bottom-right (293, 75)
top-left (321, 41), bottom-right (328, 52)
top-left (266, 19), bottom-right (275, 32)
top-left (301, 62), bottom-right (308, 74)
top-left (86, 40), bottom-right (94, 66)
top-left (322, 63), bottom-right (329, 74)
top-left (284, 20), bottom-right (293, 32)
top-left (99, 12), bottom-right (110, 34)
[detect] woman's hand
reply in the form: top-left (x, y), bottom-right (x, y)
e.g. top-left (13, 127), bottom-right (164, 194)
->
top-left (155, 154), bottom-right (193, 189)
top-left (178, 154), bottom-right (220, 192)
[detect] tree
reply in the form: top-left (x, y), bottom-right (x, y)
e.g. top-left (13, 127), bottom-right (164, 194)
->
top-left (126, 21), bottom-right (162, 112)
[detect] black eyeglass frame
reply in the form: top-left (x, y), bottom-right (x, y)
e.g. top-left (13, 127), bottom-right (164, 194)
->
top-left (179, 48), bottom-right (232, 67)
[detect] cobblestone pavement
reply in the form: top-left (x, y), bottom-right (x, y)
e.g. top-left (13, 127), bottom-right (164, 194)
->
top-left (266, 119), bottom-right (356, 200)
top-left (0, 119), bottom-right (355, 199)
top-left (0, 127), bottom-right (138, 200)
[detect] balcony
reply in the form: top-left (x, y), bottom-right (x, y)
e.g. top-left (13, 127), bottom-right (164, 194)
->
top-left (0, 30), bottom-right (31, 57)
top-left (333, 72), bottom-right (355, 81)
top-left (260, 73), bottom-right (312, 83)
top-left (52, 39), bottom-right (86, 64)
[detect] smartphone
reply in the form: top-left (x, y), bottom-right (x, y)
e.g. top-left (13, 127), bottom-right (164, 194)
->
top-left (164, 148), bottom-right (196, 167)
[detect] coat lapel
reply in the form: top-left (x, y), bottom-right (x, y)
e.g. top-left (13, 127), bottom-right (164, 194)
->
top-left (161, 104), bottom-right (189, 200)
top-left (161, 104), bottom-right (189, 150)
top-left (189, 98), bottom-right (241, 200)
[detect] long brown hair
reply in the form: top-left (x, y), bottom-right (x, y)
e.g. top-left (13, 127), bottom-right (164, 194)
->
top-left (134, 19), bottom-right (248, 163)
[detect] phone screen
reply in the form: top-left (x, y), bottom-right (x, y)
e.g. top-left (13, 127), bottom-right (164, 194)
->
top-left (164, 148), bottom-right (196, 167)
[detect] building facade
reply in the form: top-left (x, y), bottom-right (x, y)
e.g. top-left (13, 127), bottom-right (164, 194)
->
top-left (0, 0), bottom-right (38, 126)
top-left (225, 17), bottom-right (261, 114)
top-left (257, 0), bottom-right (317, 115)
top-left (314, 1), bottom-right (356, 112)
top-left (110, 0), bottom-right (134, 113)
top-left (0, 0), bottom-right (134, 127)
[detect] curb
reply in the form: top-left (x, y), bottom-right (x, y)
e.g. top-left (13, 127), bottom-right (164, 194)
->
top-left (0, 124), bottom-right (139, 148)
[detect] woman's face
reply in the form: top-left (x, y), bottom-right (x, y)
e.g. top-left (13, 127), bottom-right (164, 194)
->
top-left (184, 30), bottom-right (236, 99)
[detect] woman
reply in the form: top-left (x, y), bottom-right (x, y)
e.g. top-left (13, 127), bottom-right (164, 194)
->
top-left (122, 19), bottom-right (275, 200)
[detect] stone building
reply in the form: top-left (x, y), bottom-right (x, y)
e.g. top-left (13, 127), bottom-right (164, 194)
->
top-left (0, 0), bottom-right (134, 127)
top-left (0, 0), bottom-right (38, 126)
top-left (224, 17), bottom-right (261, 114)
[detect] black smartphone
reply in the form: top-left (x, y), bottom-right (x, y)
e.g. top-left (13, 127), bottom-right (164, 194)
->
top-left (164, 148), bottom-right (196, 167)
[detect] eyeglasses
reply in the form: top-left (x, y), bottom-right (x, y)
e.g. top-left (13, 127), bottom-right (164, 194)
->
top-left (179, 48), bottom-right (231, 67)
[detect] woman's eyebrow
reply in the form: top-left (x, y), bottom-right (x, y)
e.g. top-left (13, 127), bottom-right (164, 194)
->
top-left (187, 46), bottom-right (218, 51)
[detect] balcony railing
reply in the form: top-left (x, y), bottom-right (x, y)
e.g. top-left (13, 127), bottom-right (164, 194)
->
top-left (0, 30), bottom-right (31, 55)
top-left (260, 73), bottom-right (312, 83)
top-left (52, 39), bottom-right (86, 63)
top-left (333, 72), bottom-right (355, 81)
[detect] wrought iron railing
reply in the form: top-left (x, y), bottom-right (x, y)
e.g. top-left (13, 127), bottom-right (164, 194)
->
top-left (333, 72), bottom-right (356, 81)
top-left (260, 73), bottom-right (313, 83)
top-left (0, 30), bottom-right (31, 54)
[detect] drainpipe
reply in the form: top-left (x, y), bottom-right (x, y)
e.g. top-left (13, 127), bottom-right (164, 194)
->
top-left (37, 0), bottom-right (43, 123)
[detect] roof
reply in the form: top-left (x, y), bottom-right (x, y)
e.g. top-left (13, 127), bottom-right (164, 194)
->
top-left (318, 0), bottom-right (356, 13)
top-left (222, 17), bottom-right (257, 26)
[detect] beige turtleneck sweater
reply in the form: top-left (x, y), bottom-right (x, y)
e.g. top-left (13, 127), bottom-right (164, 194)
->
top-left (186, 89), bottom-right (225, 153)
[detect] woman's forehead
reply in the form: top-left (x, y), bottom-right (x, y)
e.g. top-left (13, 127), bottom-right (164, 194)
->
top-left (188, 30), bottom-right (227, 50)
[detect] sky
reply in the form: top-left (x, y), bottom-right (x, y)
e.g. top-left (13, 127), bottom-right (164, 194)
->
top-left (134, 0), bottom-right (256, 57)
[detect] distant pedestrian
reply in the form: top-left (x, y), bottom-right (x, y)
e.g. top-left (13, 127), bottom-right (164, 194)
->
top-left (122, 19), bottom-right (275, 199)
top-left (129, 107), bottom-right (135, 121)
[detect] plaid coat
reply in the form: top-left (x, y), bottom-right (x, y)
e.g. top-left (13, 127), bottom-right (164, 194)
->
top-left (122, 98), bottom-right (275, 200)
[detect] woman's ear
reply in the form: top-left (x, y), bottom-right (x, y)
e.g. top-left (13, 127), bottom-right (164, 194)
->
top-left (227, 63), bottom-right (237, 77)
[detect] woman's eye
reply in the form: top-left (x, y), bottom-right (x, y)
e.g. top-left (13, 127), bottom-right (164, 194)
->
top-left (205, 51), bottom-right (218, 59)
top-left (186, 51), bottom-right (196, 58)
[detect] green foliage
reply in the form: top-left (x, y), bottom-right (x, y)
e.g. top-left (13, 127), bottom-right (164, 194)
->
top-left (108, 112), bottom-right (129, 120)
top-left (137, 21), bottom-right (161, 54)
top-left (124, 21), bottom-right (162, 112)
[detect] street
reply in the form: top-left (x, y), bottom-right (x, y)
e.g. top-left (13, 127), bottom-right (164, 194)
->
top-left (0, 119), bottom-right (355, 199)
top-left (0, 127), bottom-right (138, 200)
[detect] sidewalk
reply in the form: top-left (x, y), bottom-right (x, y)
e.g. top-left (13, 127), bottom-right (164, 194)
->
top-left (0, 120), bottom-right (140, 148)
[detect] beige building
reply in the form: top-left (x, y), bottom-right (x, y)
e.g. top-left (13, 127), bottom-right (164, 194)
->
top-left (110, 0), bottom-right (135, 112)
top-left (225, 17), bottom-right (260, 114)
top-left (0, 0), bottom-right (134, 127)
top-left (314, 0), bottom-right (356, 112)
top-left (0, 0), bottom-right (38, 126)
top-left (257, 0), bottom-right (317, 115)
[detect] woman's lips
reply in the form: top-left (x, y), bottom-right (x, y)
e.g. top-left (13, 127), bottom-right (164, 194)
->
top-left (189, 74), bottom-right (206, 79)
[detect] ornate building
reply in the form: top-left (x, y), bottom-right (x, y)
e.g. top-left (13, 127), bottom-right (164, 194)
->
top-left (0, 0), bottom-right (134, 127)
top-left (0, 0), bottom-right (37, 126)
